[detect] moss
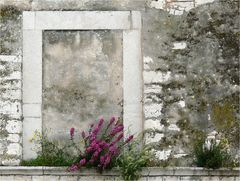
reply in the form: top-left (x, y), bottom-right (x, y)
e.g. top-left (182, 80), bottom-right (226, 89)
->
top-left (0, 6), bottom-right (21, 54)
top-left (0, 6), bottom-right (20, 20)
top-left (0, 130), bottom-right (8, 139)
top-left (210, 97), bottom-right (240, 147)
top-left (211, 101), bottom-right (235, 129)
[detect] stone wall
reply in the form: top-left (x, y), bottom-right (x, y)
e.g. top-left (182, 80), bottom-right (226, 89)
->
top-left (0, 0), bottom-right (239, 166)
top-left (0, 167), bottom-right (239, 181)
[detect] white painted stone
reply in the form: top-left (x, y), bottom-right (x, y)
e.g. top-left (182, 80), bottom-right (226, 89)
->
top-left (207, 130), bottom-right (218, 140)
top-left (150, 0), bottom-right (165, 10)
top-left (167, 2), bottom-right (194, 15)
top-left (144, 56), bottom-right (154, 63)
top-left (168, 124), bottom-right (180, 131)
top-left (0, 55), bottom-right (21, 63)
top-left (144, 94), bottom-right (162, 104)
top-left (144, 56), bottom-right (153, 70)
top-left (178, 100), bottom-right (185, 108)
top-left (155, 149), bottom-right (172, 160)
top-left (22, 11), bottom-right (35, 30)
top-left (195, 0), bottom-right (215, 7)
top-left (144, 71), bottom-right (171, 84)
top-left (23, 103), bottom-right (41, 118)
top-left (1, 159), bottom-right (21, 166)
top-left (123, 30), bottom-right (143, 136)
top-left (144, 103), bottom-right (163, 118)
top-left (144, 119), bottom-right (164, 130)
top-left (34, 11), bottom-right (131, 30)
top-left (1, 89), bottom-right (21, 100)
top-left (7, 143), bottom-right (22, 155)
top-left (0, 80), bottom-right (21, 90)
top-left (145, 133), bottom-right (164, 144)
top-left (23, 118), bottom-right (42, 160)
top-left (0, 101), bottom-right (21, 116)
top-left (172, 42), bottom-right (187, 50)
top-left (144, 85), bottom-right (162, 94)
top-left (7, 134), bottom-right (20, 143)
top-left (174, 153), bottom-right (188, 158)
top-left (1, 71), bottom-right (21, 81)
top-left (23, 30), bottom-right (42, 103)
top-left (0, 143), bottom-right (4, 154)
top-left (6, 120), bottom-right (22, 134)
top-left (150, 0), bottom-right (204, 16)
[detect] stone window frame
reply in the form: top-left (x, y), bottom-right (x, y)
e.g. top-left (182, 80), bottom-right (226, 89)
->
top-left (22, 11), bottom-right (143, 159)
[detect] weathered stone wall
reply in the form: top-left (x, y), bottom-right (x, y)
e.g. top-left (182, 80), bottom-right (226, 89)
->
top-left (0, 167), bottom-right (239, 181)
top-left (0, 0), bottom-right (239, 166)
top-left (42, 30), bottom-right (123, 143)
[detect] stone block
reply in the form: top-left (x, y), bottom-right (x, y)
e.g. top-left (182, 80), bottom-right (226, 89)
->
top-left (144, 103), bottom-right (163, 118)
top-left (23, 117), bottom-right (42, 160)
top-left (7, 134), bottom-right (20, 143)
top-left (23, 103), bottom-right (41, 118)
top-left (7, 143), bottom-right (22, 156)
top-left (1, 159), bottom-right (20, 166)
top-left (123, 30), bottom-right (143, 136)
top-left (6, 120), bottom-right (22, 134)
top-left (0, 101), bottom-right (21, 116)
top-left (23, 30), bottom-right (42, 104)
top-left (22, 11), bottom-right (35, 30)
top-left (34, 11), bottom-right (131, 30)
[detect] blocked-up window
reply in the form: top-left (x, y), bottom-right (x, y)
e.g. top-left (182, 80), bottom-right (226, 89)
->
top-left (22, 11), bottom-right (143, 159)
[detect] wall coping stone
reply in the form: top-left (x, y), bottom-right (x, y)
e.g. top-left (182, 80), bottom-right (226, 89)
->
top-left (0, 167), bottom-right (239, 176)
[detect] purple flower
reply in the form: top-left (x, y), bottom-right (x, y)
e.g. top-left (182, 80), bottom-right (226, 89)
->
top-left (93, 127), bottom-right (100, 135)
top-left (70, 128), bottom-right (75, 139)
top-left (110, 124), bottom-right (124, 136)
top-left (93, 150), bottom-right (99, 158)
top-left (111, 133), bottom-right (124, 146)
top-left (104, 155), bottom-right (111, 167)
top-left (109, 145), bottom-right (118, 155)
top-left (68, 164), bottom-right (79, 172)
top-left (100, 156), bottom-right (105, 165)
top-left (107, 117), bottom-right (115, 128)
top-left (90, 140), bottom-right (99, 150)
top-left (116, 133), bottom-right (124, 142)
top-left (80, 158), bottom-right (86, 166)
top-left (86, 146), bottom-right (92, 153)
top-left (90, 135), bottom-right (97, 142)
top-left (125, 135), bottom-right (134, 144)
top-left (98, 118), bottom-right (104, 127)
top-left (99, 141), bottom-right (109, 149)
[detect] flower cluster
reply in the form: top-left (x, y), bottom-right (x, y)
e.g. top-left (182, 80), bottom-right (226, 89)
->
top-left (68, 117), bottom-right (133, 172)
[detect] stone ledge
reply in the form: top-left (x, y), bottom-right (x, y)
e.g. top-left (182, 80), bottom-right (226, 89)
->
top-left (0, 167), bottom-right (239, 176)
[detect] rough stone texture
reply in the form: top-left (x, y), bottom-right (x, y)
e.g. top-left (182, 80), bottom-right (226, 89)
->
top-left (0, 55), bottom-right (22, 165)
top-left (0, 167), bottom-right (239, 181)
top-left (143, 0), bottom-right (239, 165)
top-left (0, 0), bottom-right (239, 169)
top-left (42, 30), bottom-right (123, 142)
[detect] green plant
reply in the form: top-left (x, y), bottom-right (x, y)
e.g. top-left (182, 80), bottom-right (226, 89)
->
top-left (21, 131), bottom-right (77, 166)
top-left (115, 139), bottom-right (153, 181)
top-left (193, 138), bottom-right (237, 169)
